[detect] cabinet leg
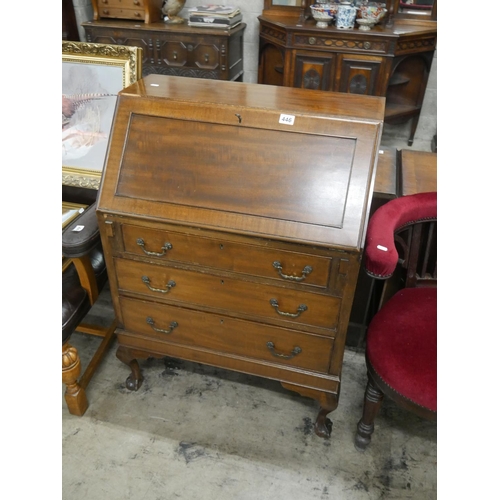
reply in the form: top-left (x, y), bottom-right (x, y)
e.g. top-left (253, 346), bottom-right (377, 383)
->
top-left (281, 382), bottom-right (338, 438)
top-left (116, 345), bottom-right (144, 391)
top-left (407, 114), bottom-right (420, 146)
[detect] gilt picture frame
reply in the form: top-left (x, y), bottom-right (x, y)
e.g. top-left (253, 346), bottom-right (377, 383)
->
top-left (62, 41), bottom-right (142, 190)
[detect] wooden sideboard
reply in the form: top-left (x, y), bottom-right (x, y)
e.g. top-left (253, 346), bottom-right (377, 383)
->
top-left (82, 19), bottom-right (245, 81)
top-left (258, 11), bottom-right (437, 145)
top-left (96, 74), bottom-right (384, 438)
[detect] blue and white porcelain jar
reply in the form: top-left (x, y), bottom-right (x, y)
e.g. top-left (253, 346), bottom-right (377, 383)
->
top-left (336, 2), bottom-right (357, 29)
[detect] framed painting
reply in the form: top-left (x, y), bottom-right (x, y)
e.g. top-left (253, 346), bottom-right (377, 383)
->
top-left (62, 41), bottom-right (142, 189)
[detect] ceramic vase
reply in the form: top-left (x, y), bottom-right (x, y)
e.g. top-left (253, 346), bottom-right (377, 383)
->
top-left (336, 4), bottom-right (357, 29)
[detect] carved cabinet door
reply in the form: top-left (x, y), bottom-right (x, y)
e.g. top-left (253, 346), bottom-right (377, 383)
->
top-left (334, 54), bottom-right (388, 96)
top-left (291, 51), bottom-right (336, 91)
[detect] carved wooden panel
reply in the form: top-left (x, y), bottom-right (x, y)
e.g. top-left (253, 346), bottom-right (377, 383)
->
top-left (293, 52), bottom-right (335, 91)
top-left (336, 54), bottom-right (385, 96)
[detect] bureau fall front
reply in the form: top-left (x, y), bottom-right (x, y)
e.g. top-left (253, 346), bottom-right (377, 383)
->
top-left (96, 74), bottom-right (384, 438)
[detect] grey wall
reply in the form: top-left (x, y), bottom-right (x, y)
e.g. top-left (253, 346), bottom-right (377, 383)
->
top-left (70, 0), bottom-right (437, 148)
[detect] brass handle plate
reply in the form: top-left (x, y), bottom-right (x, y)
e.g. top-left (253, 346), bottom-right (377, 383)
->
top-left (273, 261), bottom-right (313, 282)
top-left (146, 317), bottom-right (178, 334)
top-left (266, 341), bottom-right (302, 359)
top-left (137, 238), bottom-right (172, 257)
top-left (270, 299), bottom-right (308, 318)
top-left (142, 276), bottom-right (176, 294)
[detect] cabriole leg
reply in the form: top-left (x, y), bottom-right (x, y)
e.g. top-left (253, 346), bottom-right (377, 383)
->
top-left (116, 345), bottom-right (144, 391)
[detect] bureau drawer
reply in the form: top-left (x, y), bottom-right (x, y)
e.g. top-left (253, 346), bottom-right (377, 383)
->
top-left (120, 296), bottom-right (334, 372)
top-left (121, 224), bottom-right (331, 288)
top-left (115, 258), bottom-right (340, 331)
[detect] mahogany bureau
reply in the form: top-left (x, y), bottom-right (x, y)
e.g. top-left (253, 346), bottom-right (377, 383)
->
top-left (96, 74), bottom-right (384, 438)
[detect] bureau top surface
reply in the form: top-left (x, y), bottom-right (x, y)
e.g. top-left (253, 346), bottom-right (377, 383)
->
top-left (97, 75), bottom-right (384, 251)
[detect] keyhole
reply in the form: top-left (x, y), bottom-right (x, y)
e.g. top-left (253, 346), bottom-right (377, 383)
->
top-left (235, 113), bottom-right (242, 124)
top-left (220, 244), bottom-right (224, 250)
top-left (220, 280), bottom-right (224, 285)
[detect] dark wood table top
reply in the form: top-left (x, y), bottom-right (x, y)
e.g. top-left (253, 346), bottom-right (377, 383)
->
top-left (399, 149), bottom-right (437, 196)
top-left (374, 148), bottom-right (437, 199)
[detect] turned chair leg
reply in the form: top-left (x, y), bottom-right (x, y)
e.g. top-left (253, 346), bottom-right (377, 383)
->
top-left (355, 375), bottom-right (384, 451)
top-left (62, 341), bottom-right (89, 416)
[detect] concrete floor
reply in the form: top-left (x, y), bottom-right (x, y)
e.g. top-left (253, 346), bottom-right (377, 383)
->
top-left (62, 129), bottom-right (437, 499)
top-left (63, 285), bottom-right (436, 500)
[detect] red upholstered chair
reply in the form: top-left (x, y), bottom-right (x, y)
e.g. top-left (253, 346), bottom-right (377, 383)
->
top-left (355, 192), bottom-right (437, 451)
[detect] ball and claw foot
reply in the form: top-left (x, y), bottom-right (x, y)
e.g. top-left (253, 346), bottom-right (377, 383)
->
top-left (314, 407), bottom-right (333, 438)
top-left (125, 373), bottom-right (143, 391)
top-left (315, 417), bottom-right (333, 438)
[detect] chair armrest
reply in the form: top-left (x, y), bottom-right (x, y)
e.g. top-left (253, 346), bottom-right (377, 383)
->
top-left (62, 202), bottom-right (101, 258)
top-left (364, 192), bottom-right (437, 279)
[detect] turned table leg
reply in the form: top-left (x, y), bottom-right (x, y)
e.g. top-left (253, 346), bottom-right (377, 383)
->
top-left (62, 341), bottom-right (88, 416)
top-left (116, 345), bottom-right (144, 391)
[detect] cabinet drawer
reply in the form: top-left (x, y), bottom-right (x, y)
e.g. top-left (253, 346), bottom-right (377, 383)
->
top-left (293, 33), bottom-right (390, 55)
top-left (121, 224), bottom-right (332, 288)
top-left (98, 7), bottom-right (145, 20)
top-left (120, 296), bottom-right (334, 372)
top-left (98, 0), bottom-right (144, 7)
top-left (115, 258), bottom-right (340, 331)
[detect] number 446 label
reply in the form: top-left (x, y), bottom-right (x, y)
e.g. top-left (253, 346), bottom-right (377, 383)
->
top-left (279, 113), bottom-right (295, 126)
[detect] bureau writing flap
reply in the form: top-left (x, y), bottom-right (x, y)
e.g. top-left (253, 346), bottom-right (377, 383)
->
top-left (117, 113), bottom-right (355, 229)
top-left (98, 75), bottom-right (384, 250)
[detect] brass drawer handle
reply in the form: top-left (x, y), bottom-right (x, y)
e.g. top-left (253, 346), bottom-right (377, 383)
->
top-left (273, 261), bottom-right (313, 282)
top-left (142, 276), bottom-right (176, 293)
top-left (146, 317), bottom-right (178, 334)
top-left (266, 341), bottom-right (302, 359)
top-left (270, 299), bottom-right (307, 318)
top-left (137, 238), bottom-right (172, 257)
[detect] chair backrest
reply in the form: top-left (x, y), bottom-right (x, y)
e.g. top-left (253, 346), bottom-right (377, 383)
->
top-left (394, 215), bottom-right (437, 289)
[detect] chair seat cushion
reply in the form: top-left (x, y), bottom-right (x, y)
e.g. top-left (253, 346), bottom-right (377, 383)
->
top-left (366, 287), bottom-right (437, 412)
